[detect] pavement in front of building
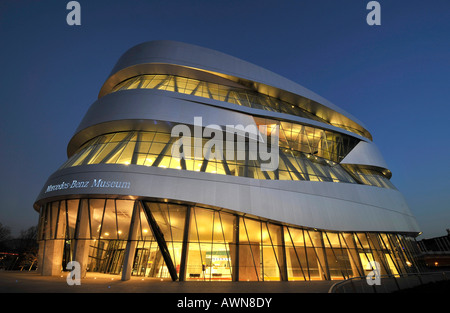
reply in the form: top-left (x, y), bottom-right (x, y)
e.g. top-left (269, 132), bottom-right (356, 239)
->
top-left (3, 271), bottom-right (430, 313)
top-left (0, 271), bottom-right (338, 293)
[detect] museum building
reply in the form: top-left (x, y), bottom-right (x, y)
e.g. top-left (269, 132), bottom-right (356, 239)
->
top-left (34, 40), bottom-right (422, 282)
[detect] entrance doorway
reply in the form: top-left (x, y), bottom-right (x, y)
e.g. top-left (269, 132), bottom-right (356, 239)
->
top-left (132, 241), bottom-right (170, 278)
top-left (88, 240), bottom-right (126, 275)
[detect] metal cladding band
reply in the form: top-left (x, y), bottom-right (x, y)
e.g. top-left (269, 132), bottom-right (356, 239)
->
top-left (35, 164), bottom-right (419, 234)
top-left (341, 141), bottom-right (390, 173)
top-left (35, 40), bottom-right (420, 237)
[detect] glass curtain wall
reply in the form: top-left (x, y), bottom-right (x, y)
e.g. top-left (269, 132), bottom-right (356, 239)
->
top-left (58, 127), bottom-right (393, 189)
top-left (185, 207), bottom-right (236, 281)
top-left (341, 164), bottom-right (396, 189)
top-left (37, 198), bottom-right (421, 280)
top-left (109, 74), bottom-right (369, 139)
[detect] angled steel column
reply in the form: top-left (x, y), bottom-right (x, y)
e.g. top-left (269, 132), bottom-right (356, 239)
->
top-left (178, 205), bottom-right (191, 281)
top-left (140, 200), bottom-right (178, 281)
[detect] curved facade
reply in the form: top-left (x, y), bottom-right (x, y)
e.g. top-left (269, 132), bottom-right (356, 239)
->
top-left (35, 40), bottom-right (421, 282)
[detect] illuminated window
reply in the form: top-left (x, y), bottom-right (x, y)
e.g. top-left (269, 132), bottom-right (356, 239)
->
top-left (109, 74), bottom-right (370, 139)
top-left (38, 199), bottom-right (420, 280)
top-left (59, 123), bottom-right (395, 189)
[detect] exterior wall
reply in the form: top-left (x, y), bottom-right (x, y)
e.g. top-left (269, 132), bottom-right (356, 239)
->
top-left (34, 40), bottom-right (421, 279)
top-left (36, 198), bottom-right (422, 281)
top-left (341, 140), bottom-right (390, 171)
top-left (38, 239), bottom-right (65, 276)
top-left (68, 89), bottom-right (369, 156)
top-left (36, 164), bottom-right (419, 234)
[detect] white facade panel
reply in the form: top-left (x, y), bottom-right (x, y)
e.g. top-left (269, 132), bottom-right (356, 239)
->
top-left (36, 164), bottom-right (420, 234)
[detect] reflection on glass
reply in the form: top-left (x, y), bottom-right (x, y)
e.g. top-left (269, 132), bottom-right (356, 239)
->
top-left (38, 199), bottom-right (419, 280)
top-left (109, 74), bottom-right (369, 139)
top-left (59, 128), bottom-right (392, 189)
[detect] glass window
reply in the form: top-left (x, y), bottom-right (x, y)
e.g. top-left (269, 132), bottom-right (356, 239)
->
top-left (109, 74), bottom-right (370, 139)
top-left (39, 203), bottom-right (50, 240)
top-left (261, 223), bottom-right (282, 281)
top-left (59, 126), bottom-right (392, 189)
top-left (186, 207), bottom-right (234, 281)
top-left (54, 200), bottom-right (67, 239)
top-left (89, 199), bottom-right (106, 239)
top-left (116, 200), bottom-right (134, 240)
top-left (137, 205), bottom-right (153, 241)
top-left (238, 218), bottom-right (262, 281)
top-left (116, 141), bottom-right (136, 165)
top-left (284, 227), bottom-right (310, 281)
top-left (66, 199), bottom-right (79, 239)
top-left (100, 200), bottom-right (118, 240)
top-left (38, 198), bottom-right (420, 281)
top-left (323, 232), bottom-right (353, 279)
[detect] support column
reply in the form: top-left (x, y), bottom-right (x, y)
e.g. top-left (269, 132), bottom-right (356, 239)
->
top-left (72, 199), bottom-right (91, 278)
top-left (178, 205), bottom-right (191, 282)
top-left (39, 239), bottom-right (65, 276)
top-left (39, 201), bottom-right (66, 276)
top-left (122, 201), bottom-right (140, 281)
top-left (37, 241), bottom-right (44, 275)
top-left (279, 226), bottom-right (288, 281)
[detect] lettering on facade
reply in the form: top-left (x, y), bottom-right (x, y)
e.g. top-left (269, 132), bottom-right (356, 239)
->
top-left (44, 179), bottom-right (131, 193)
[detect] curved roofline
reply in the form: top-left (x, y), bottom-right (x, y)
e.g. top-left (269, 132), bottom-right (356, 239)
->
top-left (98, 40), bottom-right (372, 140)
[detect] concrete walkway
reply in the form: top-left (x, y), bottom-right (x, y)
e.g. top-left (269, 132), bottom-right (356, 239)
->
top-left (0, 271), bottom-right (338, 293)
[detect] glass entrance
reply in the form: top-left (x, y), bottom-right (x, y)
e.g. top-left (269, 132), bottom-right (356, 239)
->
top-left (87, 240), bottom-right (126, 275)
top-left (132, 241), bottom-right (170, 278)
top-left (103, 246), bottom-right (125, 274)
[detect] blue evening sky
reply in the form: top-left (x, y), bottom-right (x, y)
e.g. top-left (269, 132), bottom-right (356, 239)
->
top-left (0, 0), bottom-right (449, 238)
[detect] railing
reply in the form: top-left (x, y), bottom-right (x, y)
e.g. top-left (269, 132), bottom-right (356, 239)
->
top-left (328, 271), bottom-right (449, 293)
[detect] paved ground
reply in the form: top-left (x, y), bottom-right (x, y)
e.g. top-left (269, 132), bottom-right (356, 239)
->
top-left (0, 271), bottom-right (339, 293)
top-left (3, 271), bottom-right (434, 312)
top-left (1, 270), bottom-right (444, 313)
